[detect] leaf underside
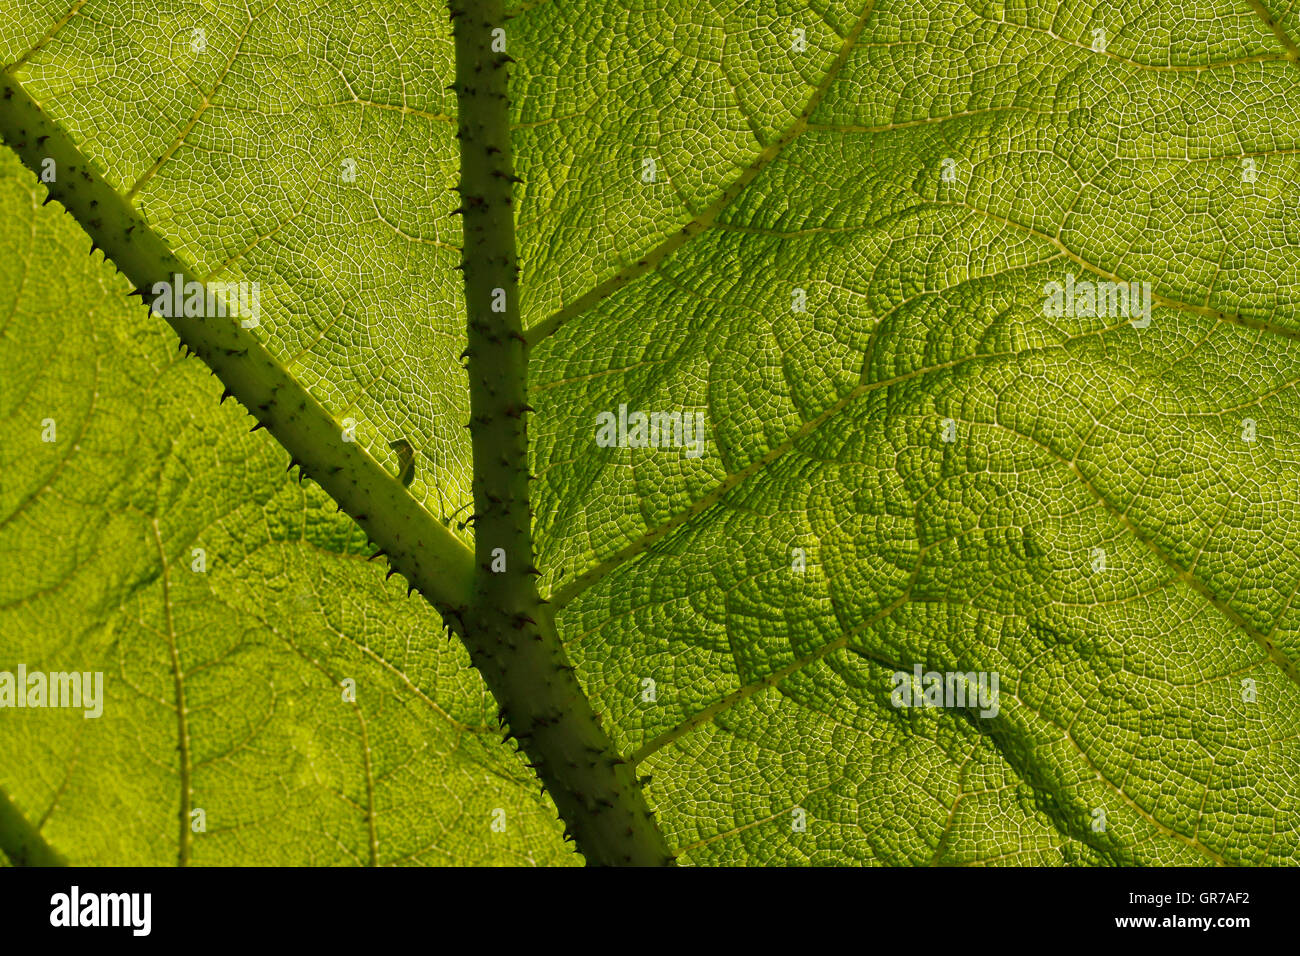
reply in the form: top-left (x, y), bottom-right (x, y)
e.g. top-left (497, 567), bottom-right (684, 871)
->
top-left (4, 0), bottom-right (1300, 865)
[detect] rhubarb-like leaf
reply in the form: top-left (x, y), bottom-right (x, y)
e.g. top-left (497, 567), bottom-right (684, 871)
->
top-left (519, 1), bottom-right (1300, 864)
top-left (4, 0), bottom-right (1300, 866)
top-left (0, 145), bottom-right (572, 865)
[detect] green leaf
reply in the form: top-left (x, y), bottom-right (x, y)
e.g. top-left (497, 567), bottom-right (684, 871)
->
top-left (4, 0), bottom-right (1300, 866)
top-left (0, 144), bottom-right (571, 865)
top-left (518, 1), bottom-right (1300, 865)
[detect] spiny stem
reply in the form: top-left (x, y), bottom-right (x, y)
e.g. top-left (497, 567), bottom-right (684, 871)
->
top-left (449, 0), bottom-right (674, 865)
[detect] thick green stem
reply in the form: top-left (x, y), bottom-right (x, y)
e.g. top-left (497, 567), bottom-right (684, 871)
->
top-left (0, 70), bottom-right (475, 624)
top-left (450, 0), bottom-right (674, 865)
